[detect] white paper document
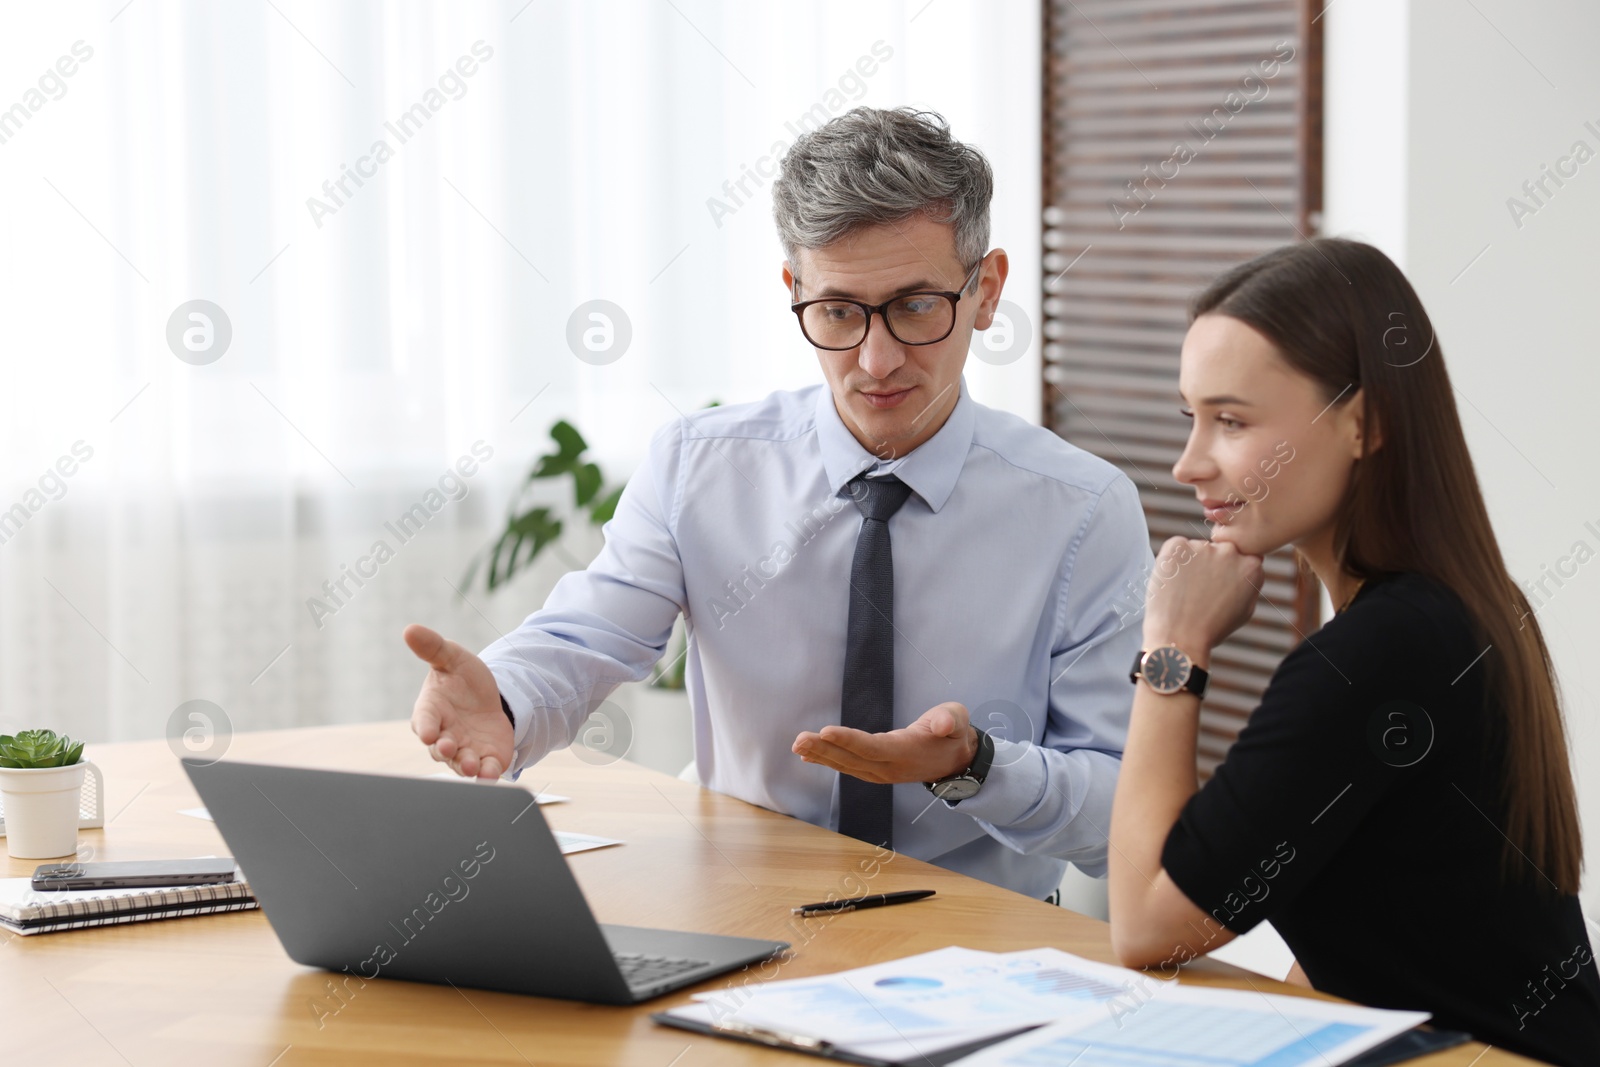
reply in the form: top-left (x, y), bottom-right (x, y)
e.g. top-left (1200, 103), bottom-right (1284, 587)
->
top-left (424, 771), bottom-right (570, 805)
top-left (553, 830), bottom-right (621, 855)
top-left (948, 983), bottom-right (1430, 1067)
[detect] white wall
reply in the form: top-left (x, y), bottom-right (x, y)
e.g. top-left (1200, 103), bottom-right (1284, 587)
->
top-left (1326, 0), bottom-right (1600, 914)
top-left (1322, 0), bottom-right (1409, 259)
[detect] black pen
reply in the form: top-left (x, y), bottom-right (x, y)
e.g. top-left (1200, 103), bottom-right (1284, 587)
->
top-left (791, 889), bottom-right (935, 917)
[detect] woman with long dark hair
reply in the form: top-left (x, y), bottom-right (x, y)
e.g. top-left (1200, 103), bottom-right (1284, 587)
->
top-left (1108, 237), bottom-right (1599, 1064)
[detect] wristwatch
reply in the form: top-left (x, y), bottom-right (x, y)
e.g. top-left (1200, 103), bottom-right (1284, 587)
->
top-left (1129, 646), bottom-right (1209, 698)
top-left (924, 727), bottom-right (994, 804)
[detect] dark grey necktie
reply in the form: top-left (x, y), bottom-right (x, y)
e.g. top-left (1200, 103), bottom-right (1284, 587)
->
top-left (838, 472), bottom-right (914, 849)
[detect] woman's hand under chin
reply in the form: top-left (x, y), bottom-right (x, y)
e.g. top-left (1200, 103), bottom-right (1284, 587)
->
top-left (1142, 536), bottom-right (1266, 653)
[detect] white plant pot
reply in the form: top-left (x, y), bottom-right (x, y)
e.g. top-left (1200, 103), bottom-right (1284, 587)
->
top-left (0, 762), bottom-right (91, 859)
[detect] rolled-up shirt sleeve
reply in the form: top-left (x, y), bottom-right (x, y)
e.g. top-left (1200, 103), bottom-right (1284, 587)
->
top-left (954, 473), bottom-right (1151, 874)
top-left (480, 421), bottom-right (687, 778)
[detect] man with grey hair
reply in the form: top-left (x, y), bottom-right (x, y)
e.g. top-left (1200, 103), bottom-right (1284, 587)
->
top-left (405, 106), bottom-right (1153, 899)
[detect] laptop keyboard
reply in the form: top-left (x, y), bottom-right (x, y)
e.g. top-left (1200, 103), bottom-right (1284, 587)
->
top-left (614, 951), bottom-right (710, 988)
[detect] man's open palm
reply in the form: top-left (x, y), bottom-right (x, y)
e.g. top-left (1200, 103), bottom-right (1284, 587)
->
top-left (405, 624), bottom-right (512, 780)
top-left (793, 701), bottom-right (977, 784)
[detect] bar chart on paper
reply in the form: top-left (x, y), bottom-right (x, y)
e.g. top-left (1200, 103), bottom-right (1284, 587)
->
top-left (1000, 1006), bottom-right (1363, 1066)
top-left (950, 987), bottom-right (1430, 1067)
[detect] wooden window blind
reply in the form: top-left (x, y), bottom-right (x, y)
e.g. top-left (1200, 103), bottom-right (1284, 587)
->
top-left (1042, 0), bottom-right (1324, 775)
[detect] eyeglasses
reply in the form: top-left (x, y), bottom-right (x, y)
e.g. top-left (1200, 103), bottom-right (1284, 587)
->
top-left (790, 258), bottom-right (984, 351)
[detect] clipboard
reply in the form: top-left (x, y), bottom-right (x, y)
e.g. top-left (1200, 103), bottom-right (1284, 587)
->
top-left (650, 1008), bottom-right (1038, 1067)
top-left (1346, 1027), bottom-right (1473, 1066)
top-left (652, 1007), bottom-right (1472, 1067)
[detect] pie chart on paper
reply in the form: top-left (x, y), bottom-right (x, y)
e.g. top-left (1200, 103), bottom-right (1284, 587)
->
top-left (873, 976), bottom-right (943, 990)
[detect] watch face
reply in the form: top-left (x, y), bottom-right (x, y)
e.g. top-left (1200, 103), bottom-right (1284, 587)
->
top-left (932, 777), bottom-right (980, 802)
top-left (1141, 647), bottom-right (1192, 695)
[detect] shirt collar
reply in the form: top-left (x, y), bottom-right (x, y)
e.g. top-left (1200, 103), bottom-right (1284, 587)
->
top-left (814, 376), bottom-right (975, 514)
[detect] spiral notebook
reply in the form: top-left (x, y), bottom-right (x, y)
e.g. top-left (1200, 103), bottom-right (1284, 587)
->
top-left (0, 871), bottom-right (257, 936)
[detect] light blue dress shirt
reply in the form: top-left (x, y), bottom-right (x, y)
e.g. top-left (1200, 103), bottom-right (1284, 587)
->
top-left (482, 376), bottom-right (1153, 898)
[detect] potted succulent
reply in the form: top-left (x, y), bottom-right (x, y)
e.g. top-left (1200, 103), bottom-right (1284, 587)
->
top-left (0, 729), bottom-right (99, 859)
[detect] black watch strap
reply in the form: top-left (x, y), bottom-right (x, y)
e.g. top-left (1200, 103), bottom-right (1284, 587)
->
top-left (966, 726), bottom-right (994, 784)
top-left (499, 691), bottom-right (514, 728)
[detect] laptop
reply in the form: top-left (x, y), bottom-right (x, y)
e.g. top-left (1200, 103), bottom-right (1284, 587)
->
top-left (182, 758), bottom-right (789, 1005)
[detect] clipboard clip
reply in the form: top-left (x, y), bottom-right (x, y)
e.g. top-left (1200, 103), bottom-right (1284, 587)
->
top-left (710, 1017), bottom-right (835, 1054)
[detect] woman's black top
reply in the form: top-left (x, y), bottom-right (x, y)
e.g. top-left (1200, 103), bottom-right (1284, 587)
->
top-left (1162, 572), bottom-right (1600, 1065)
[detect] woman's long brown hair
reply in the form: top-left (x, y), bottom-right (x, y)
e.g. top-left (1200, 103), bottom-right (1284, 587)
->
top-left (1189, 237), bottom-right (1582, 894)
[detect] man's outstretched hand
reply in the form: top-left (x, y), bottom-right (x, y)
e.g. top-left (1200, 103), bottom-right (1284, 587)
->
top-left (793, 702), bottom-right (978, 784)
top-left (405, 623), bottom-right (513, 781)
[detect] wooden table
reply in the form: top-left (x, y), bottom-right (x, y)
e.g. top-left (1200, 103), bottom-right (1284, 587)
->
top-left (2, 722), bottom-right (1529, 1065)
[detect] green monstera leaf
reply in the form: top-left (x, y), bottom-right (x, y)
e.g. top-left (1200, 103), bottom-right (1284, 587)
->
top-left (459, 405), bottom-right (718, 689)
top-left (461, 420), bottom-right (623, 595)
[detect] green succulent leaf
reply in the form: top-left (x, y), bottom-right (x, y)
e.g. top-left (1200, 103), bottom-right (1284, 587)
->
top-left (0, 728), bottom-right (84, 768)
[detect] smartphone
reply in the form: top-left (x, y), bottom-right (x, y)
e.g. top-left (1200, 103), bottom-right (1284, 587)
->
top-left (31, 857), bottom-right (238, 891)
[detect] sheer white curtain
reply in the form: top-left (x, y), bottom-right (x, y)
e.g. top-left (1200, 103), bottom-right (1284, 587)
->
top-left (0, 0), bottom-right (1039, 747)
